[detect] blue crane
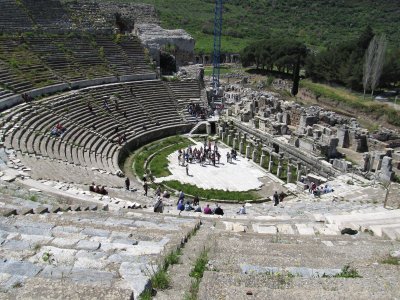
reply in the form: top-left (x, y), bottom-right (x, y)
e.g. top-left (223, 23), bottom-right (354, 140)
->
top-left (212, 0), bottom-right (223, 98)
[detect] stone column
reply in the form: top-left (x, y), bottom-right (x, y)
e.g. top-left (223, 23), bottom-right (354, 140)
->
top-left (376, 153), bottom-right (384, 171)
top-left (276, 159), bottom-right (282, 178)
top-left (260, 149), bottom-right (265, 167)
top-left (246, 145), bottom-right (251, 159)
top-left (206, 123), bottom-right (212, 135)
top-left (239, 140), bottom-right (244, 154)
top-left (268, 157), bottom-right (273, 172)
top-left (296, 163), bottom-right (302, 182)
top-left (218, 127), bottom-right (224, 138)
top-left (233, 137), bottom-right (238, 150)
top-left (369, 155), bottom-right (375, 172)
top-left (260, 153), bottom-right (266, 167)
top-left (287, 164), bottom-right (292, 184)
top-left (227, 134), bottom-right (232, 146)
top-left (221, 132), bottom-right (226, 142)
top-left (362, 153), bottom-right (370, 172)
top-left (252, 149), bottom-right (257, 162)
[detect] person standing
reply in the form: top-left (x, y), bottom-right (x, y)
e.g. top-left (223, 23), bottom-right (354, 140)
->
top-left (186, 163), bottom-right (189, 176)
top-left (279, 191), bottom-right (285, 202)
top-left (273, 191), bottom-right (279, 206)
top-left (154, 196), bottom-right (163, 213)
top-left (143, 182), bottom-right (148, 196)
top-left (125, 177), bottom-right (130, 190)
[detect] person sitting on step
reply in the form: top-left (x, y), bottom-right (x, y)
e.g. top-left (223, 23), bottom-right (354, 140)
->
top-left (203, 204), bottom-right (212, 215)
top-left (99, 186), bottom-right (108, 195)
top-left (214, 204), bottom-right (224, 216)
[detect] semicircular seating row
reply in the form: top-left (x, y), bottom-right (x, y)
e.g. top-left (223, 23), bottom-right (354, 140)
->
top-left (2, 80), bottom-right (189, 174)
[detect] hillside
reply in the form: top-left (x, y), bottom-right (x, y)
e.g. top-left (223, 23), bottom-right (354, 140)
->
top-left (95, 0), bottom-right (400, 53)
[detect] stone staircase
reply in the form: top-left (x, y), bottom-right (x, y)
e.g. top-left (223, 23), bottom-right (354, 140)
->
top-left (154, 221), bottom-right (214, 300)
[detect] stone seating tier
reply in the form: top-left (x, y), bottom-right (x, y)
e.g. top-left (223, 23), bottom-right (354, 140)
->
top-left (1, 80), bottom-right (191, 176)
top-left (0, 0), bottom-right (34, 30)
top-left (166, 80), bottom-right (201, 100)
top-left (0, 34), bottom-right (155, 102)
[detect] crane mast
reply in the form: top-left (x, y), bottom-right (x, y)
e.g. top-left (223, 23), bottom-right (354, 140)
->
top-left (212, 0), bottom-right (223, 98)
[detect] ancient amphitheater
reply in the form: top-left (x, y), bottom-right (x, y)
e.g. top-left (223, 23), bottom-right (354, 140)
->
top-left (0, 0), bottom-right (399, 299)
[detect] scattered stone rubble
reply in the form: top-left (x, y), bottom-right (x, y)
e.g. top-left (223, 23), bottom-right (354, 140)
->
top-left (221, 83), bottom-right (398, 183)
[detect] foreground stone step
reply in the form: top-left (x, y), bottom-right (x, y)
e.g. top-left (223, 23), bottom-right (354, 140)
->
top-left (199, 266), bottom-right (400, 300)
top-left (4, 277), bottom-right (134, 299)
top-left (0, 210), bottom-right (199, 298)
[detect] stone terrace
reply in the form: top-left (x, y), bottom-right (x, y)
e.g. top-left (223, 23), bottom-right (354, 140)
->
top-left (0, 209), bottom-right (199, 298)
top-left (199, 228), bottom-right (400, 299)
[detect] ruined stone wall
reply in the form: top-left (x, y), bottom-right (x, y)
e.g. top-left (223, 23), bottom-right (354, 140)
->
top-left (289, 108), bottom-right (302, 127)
top-left (134, 23), bottom-right (195, 67)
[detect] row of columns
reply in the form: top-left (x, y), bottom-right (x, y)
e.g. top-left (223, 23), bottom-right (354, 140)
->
top-left (218, 125), bottom-right (305, 183)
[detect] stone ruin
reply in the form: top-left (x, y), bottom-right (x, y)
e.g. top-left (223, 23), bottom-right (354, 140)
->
top-left (221, 83), bottom-right (399, 182)
top-left (134, 24), bottom-right (195, 68)
top-left (176, 64), bottom-right (205, 81)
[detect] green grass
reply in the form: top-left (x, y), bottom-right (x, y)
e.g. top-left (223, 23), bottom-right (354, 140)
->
top-left (163, 248), bottom-right (182, 269)
top-left (28, 194), bottom-right (38, 202)
top-left (380, 256), bottom-right (400, 265)
top-left (141, 248), bottom-right (183, 298)
top-left (204, 65), bottom-right (237, 76)
top-left (189, 250), bottom-right (208, 279)
top-left (163, 180), bottom-right (260, 201)
top-left (132, 135), bottom-right (189, 179)
top-left (300, 79), bottom-right (368, 104)
top-left (185, 248), bottom-right (209, 300)
top-left (139, 289), bottom-right (152, 300)
top-left (300, 79), bottom-right (400, 127)
top-left (95, 0), bottom-right (400, 53)
top-left (334, 265), bottom-right (362, 278)
top-left (151, 269), bottom-right (170, 289)
top-left (149, 140), bottom-right (193, 177)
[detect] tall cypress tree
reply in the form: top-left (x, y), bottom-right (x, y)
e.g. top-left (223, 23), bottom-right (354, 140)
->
top-left (291, 55), bottom-right (300, 96)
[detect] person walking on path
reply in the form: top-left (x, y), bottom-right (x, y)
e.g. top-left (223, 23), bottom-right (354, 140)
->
top-left (125, 177), bottom-right (130, 190)
top-left (143, 182), bottom-right (148, 196)
top-left (186, 163), bottom-right (189, 176)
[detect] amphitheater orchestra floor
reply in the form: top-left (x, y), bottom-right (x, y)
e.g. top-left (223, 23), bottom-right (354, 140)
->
top-left (155, 142), bottom-right (269, 192)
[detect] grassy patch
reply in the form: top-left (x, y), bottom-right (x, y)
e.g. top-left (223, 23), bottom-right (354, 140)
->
top-left (28, 194), bottom-right (38, 202)
top-left (203, 65), bottom-right (239, 76)
top-left (163, 180), bottom-right (260, 201)
top-left (185, 248), bottom-right (209, 300)
top-left (300, 80), bottom-right (400, 127)
top-left (151, 269), bottom-right (170, 290)
top-left (149, 140), bottom-right (193, 178)
top-left (141, 248), bottom-right (183, 298)
top-left (380, 256), bottom-right (400, 265)
top-left (189, 249), bottom-right (208, 279)
top-left (132, 135), bottom-right (190, 179)
top-left (265, 271), bottom-right (295, 288)
top-left (139, 289), bottom-right (152, 300)
top-left (334, 265), bottom-right (362, 278)
top-left (164, 248), bottom-right (182, 269)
